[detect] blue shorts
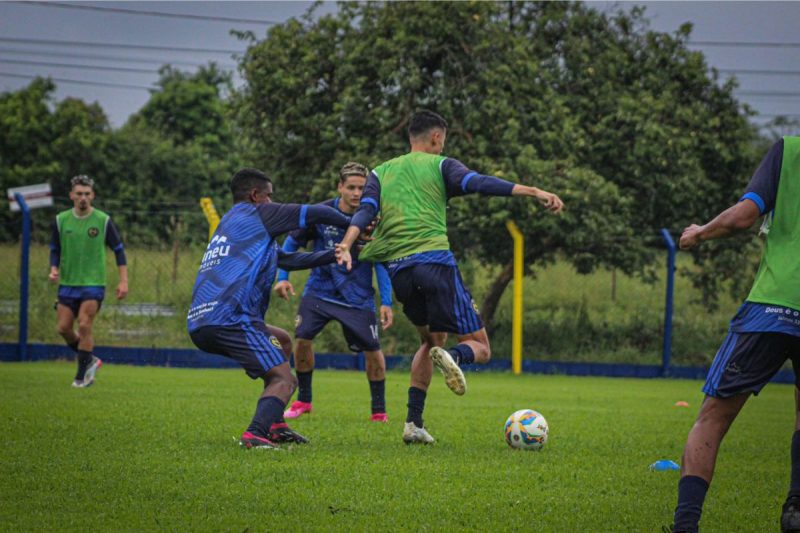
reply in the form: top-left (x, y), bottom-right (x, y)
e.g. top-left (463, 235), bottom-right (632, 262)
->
top-left (189, 322), bottom-right (287, 379)
top-left (703, 331), bottom-right (800, 398)
top-left (57, 286), bottom-right (105, 316)
top-left (295, 296), bottom-right (380, 352)
top-left (390, 263), bottom-right (483, 335)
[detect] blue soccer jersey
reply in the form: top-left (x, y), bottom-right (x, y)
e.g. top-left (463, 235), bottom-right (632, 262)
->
top-left (188, 202), bottom-right (350, 332)
top-left (277, 198), bottom-right (391, 311)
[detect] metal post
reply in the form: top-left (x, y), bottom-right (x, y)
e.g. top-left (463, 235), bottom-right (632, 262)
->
top-left (15, 193), bottom-right (30, 362)
top-left (505, 221), bottom-right (524, 375)
top-left (660, 228), bottom-right (677, 377)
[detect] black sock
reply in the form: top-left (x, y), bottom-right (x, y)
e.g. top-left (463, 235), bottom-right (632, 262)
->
top-left (296, 370), bottom-right (313, 403)
top-left (246, 396), bottom-right (286, 438)
top-left (448, 344), bottom-right (475, 366)
top-left (406, 387), bottom-right (426, 427)
top-left (75, 349), bottom-right (92, 380)
top-left (67, 340), bottom-right (79, 353)
top-left (789, 430), bottom-right (800, 499)
top-left (673, 475), bottom-right (709, 533)
top-left (369, 379), bottom-right (386, 414)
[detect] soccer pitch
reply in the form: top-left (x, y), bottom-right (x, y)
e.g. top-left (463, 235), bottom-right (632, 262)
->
top-left (0, 362), bottom-right (792, 532)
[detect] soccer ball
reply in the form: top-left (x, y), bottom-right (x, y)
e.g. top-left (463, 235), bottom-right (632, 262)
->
top-left (504, 409), bottom-right (549, 450)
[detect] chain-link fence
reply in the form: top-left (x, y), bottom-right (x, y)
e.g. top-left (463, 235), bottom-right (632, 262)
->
top-left (2, 205), bottom-right (745, 367)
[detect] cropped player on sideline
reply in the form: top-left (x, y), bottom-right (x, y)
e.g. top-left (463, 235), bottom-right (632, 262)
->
top-left (336, 110), bottom-right (564, 444)
top-left (670, 137), bottom-right (800, 533)
top-left (274, 162), bottom-right (394, 422)
top-left (187, 168), bottom-right (356, 449)
top-left (49, 174), bottom-right (128, 388)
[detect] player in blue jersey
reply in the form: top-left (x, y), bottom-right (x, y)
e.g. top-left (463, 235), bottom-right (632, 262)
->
top-left (188, 168), bottom-right (355, 449)
top-left (336, 111), bottom-right (564, 444)
top-left (669, 138), bottom-right (800, 533)
top-left (273, 162), bottom-right (394, 422)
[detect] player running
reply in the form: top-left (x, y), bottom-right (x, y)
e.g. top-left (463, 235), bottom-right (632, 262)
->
top-left (49, 174), bottom-right (128, 388)
top-left (188, 168), bottom-right (355, 449)
top-left (274, 162), bottom-right (394, 423)
top-left (670, 137), bottom-right (800, 533)
top-left (336, 110), bottom-right (564, 444)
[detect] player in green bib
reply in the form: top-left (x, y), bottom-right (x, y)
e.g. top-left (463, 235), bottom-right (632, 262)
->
top-left (49, 175), bottom-right (128, 388)
top-left (337, 110), bottom-right (564, 444)
top-left (670, 137), bottom-right (800, 533)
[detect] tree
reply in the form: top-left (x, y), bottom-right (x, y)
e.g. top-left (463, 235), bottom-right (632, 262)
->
top-left (236, 1), bottom-right (761, 330)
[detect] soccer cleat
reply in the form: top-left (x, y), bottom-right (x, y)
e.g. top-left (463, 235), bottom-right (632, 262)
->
top-left (283, 400), bottom-right (312, 419)
top-left (71, 379), bottom-right (91, 388)
top-left (239, 431), bottom-right (280, 450)
top-left (370, 413), bottom-right (389, 423)
top-left (782, 497), bottom-right (800, 532)
top-left (430, 347), bottom-right (466, 395)
top-left (402, 422), bottom-right (435, 444)
top-left (269, 423), bottom-right (309, 444)
top-left (82, 357), bottom-right (103, 386)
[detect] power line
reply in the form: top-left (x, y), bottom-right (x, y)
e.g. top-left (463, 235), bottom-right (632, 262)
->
top-left (13, 1), bottom-right (281, 26)
top-left (0, 72), bottom-right (155, 90)
top-left (0, 37), bottom-right (241, 55)
top-left (690, 40), bottom-right (800, 49)
top-left (737, 91), bottom-right (800, 98)
top-left (0, 47), bottom-right (237, 69)
top-left (0, 58), bottom-right (158, 75)
top-left (718, 68), bottom-right (800, 77)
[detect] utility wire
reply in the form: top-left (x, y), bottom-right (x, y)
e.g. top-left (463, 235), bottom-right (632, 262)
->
top-left (0, 72), bottom-right (155, 90)
top-left (718, 68), bottom-right (800, 77)
top-left (0, 58), bottom-right (157, 74)
top-left (0, 47), bottom-right (237, 69)
top-left (0, 37), bottom-right (241, 55)
top-left (13, 1), bottom-right (281, 26)
top-left (690, 40), bottom-right (800, 49)
top-left (737, 91), bottom-right (800, 98)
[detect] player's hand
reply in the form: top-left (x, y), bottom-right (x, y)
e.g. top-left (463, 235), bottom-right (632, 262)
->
top-left (679, 224), bottom-right (703, 250)
top-left (274, 280), bottom-right (296, 301)
top-left (380, 305), bottom-right (394, 330)
top-left (116, 281), bottom-right (128, 300)
top-left (48, 267), bottom-right (59, 283)
top-left (535, 190), bottom-right (564, 214)
top-left (336, 243), bottom-right (353, 271)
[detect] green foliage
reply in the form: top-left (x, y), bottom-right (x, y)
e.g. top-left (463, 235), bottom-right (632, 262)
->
top-left (0, 364), bottom-right (793, 531)
top-left (236, 1), bottom-right (763, 327)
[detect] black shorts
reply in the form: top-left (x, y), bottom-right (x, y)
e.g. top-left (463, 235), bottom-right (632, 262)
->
top-left (295, 296), bottom-right (380, 352)
top-left (189, 322), bottom-right (287, 379)
top-left (703, 331), bottom-right (800, 398)
top-left (391, 263), bottom-right (483, 335)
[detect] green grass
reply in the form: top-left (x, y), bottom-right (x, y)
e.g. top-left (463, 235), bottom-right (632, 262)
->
top-left (1, 243), bottom-right (743, 365)
top-left (0, 362), bottom-right (793, 531)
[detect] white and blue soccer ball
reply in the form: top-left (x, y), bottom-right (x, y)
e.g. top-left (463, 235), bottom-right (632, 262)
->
top-left (504, 409), bottom-right (549, 450)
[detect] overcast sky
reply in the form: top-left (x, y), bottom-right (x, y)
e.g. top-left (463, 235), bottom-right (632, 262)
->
top-left (0, 1), bottom-right (798, 130)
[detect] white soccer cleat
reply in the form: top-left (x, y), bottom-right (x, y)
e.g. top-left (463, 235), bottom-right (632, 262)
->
top-left (403, 422), bottom-right (435, 444)
top-left (82, 356), bottom-right (103, 386)
top-left (430, 347), bottom-right (466, 395)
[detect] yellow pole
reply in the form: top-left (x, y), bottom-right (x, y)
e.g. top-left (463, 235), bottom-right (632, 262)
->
top-left (505, 221), bottom-right (524, 375)
top-left (200, 197), bottom-right (220, 242)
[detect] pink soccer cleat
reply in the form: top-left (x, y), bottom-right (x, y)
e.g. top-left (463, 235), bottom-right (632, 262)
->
top-left (239, 431), bottom-right (280, 450)
top-left (370, 413), bottom-right (388, 423)
top-left (283, 400), bottom-right (312, 419)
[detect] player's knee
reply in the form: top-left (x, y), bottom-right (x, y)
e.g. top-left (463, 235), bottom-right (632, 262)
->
top-left (77, 322), bottom-right (92, 337)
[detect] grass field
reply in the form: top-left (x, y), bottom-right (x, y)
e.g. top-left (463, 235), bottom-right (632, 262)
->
top-left (0, 362), bottom-right (793, 532)
top-left (1, 243), bottom-right (745, 365)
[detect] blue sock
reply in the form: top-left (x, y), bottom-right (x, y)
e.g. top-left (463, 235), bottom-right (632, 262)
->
top-left (296, 370), bottom-right (312, 403)
top-left (406, 387), bottom-right (426, 427)
top-left (673, 475), bottom-right (709, 533)
top-left (448, 344), bottom-right (475, 366)
top-left (246, 396), bottom-right (285, 438)
top-left (789, 430), bottom-right (800, 499)
top-left (369, 379), bottom-right (386, 414)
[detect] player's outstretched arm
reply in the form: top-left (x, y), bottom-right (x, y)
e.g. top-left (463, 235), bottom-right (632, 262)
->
top-left (277, 248), bottom-right (337, 271)
top-left (679, 200), bottom-right (761, 250)
top-left (511, 184), bottom-right (564, 213)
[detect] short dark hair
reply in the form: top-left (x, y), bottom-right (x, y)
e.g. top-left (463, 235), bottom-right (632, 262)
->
top-left (339, 162), bottom-right (369, 183)
top-left (70, 174), bottom-right (95, 190)
top-left (408, 110), bottom-right (448, 139)
top-left (230, 168), bottom-right (272, 202)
